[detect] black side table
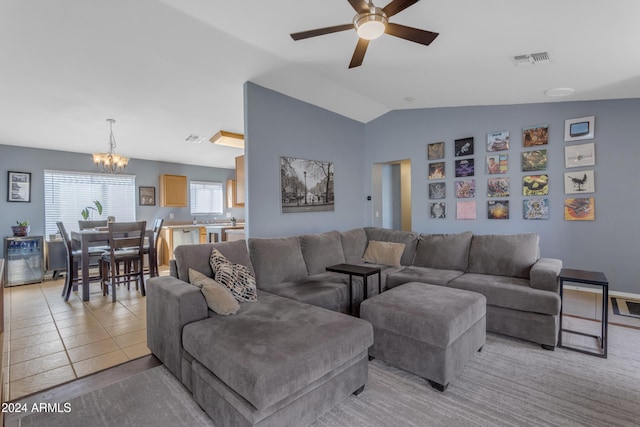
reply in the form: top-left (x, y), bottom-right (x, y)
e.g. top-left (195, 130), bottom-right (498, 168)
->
top-left (326, 263), bottom-right (382, 315)
top-left (558, 268), bottom-right (608, 358)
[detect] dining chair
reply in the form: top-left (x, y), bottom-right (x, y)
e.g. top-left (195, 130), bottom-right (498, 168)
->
top-left (78, 220), bottom-right (108, 230)
top-left (143, 218), bottom-right (164, 277)
top-left (100, 221), bottom-right (147, 303)
top-left (56, 222), bottom-right (105, 302)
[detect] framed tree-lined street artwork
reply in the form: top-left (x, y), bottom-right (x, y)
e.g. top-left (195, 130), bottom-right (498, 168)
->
top-left (280, 156), bottom-right (334, 213)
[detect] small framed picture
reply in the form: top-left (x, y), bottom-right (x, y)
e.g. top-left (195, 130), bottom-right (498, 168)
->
top-left (565, 143), bottom-right (595, 168)
top-left (488, 200), bottom-right (509, 219)
top-left (428, 182), bottom-right (446, 199)
top-left (564, 116), bottom-right (595, 142)
top-left (428, 162), bottom-right (445, 180)
top-left (139, 186), bottom-right (156, 206)
top-left (487, 130), bottom-right (510, 152)
top-left (455, 158), bottom-right (475, 177)
top-left (427, 142), bottom-right (445, 160)
top-left (523, 175), bottom-right (549, 196)
top-left (523, 198), bottom-right (550, 220)
top-left (521, 149), bottom-right (547, 171)
top-left (7, 171), bottom-right (31, 202)
top-left (487, 177), bottom-right (510, 197)
top-left (565, 197), bottom-right (595, 221)
top-left (455, 179), bottom-right (476, 198)
top-left (454, 137), bottom-right (474, 157)
top-left (522, 125), bottom-right (549, 147)
top-left (429, 202), bottom-right (446, 219)
top-left (456, 201), bottom-right (476, 220)
top-left (564, 170), bottom-right (595, 194)
top-left (486, 154), bottom-right (508, 174)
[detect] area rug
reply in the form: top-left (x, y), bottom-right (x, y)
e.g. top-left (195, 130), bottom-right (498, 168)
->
top-left (18, 319), bottom-right (640, 427)
top-left (612, 297), bottom-right (640, 319)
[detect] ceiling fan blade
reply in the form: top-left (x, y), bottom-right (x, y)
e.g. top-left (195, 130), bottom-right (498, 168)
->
top-left (347, 0), bottom-right (370, 14)
top-left (349, 38), bottom-right (369, 68)
top-left (290, 24), bottom-right (353, 41)
top-left (385, 22), bottom-right (439, 46)
top-left (382, 0), bottom-right (420, 17)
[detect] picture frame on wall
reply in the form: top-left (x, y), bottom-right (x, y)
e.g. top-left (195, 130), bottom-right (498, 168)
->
top-left (7, 171), bottom-right (31, 202)
top-left (487, 177), bottom-right (510, 197)
top-left (521, 149), bottom-right (547, 171)
top-left (428, 162), bottom-right (445, 179)
top-left (487, 200), bottom-right (509, 219)
top-left (522, 125), bottom-right (549, 147)
top-left (564, 116), bottom-right (595, 142)
top-left (428, 182), bottom-right (446, 199)
top-left (486, 154), bottom-right (508, 174)
top-left (455, 158), bottom-right (475, 177)
top-left (427, 142), bottom-right (445, 160)
top-left (565, 197), bottom-right (595, 221)
top-left (487, 130), bottom-right (509, 152)
top-left (523, 198), bottom-right (550, 220)
top-left (280, 156), bottom-right (335, 213)
top-left (522, 174), bottom-right (549, 196)
top-left (429, 202), bottom-right (446, 219)
top-left (139, 186), bottom-right (156, 206)
top-left (564, 170), bottom-right (595, 194)
top-left (454, 137), bottom-right (474, 157)
top-left (564, 142), bottom-right (595, 168)
top-left (455, 179), bottom-right (476, 198)
top-left (456, 201), bottom-right (476, 220)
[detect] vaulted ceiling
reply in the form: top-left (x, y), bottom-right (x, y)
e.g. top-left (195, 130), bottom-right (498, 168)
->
top-left (2, 0), bottom-right (639, 169)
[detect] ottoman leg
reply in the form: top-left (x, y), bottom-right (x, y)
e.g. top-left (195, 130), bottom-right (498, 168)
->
top-left (427, 379), bottom-right (448, 392)
top-left (541, 344), bottom-right (555, 351)
top-left (368, 355), bottom-right (375, 361)
top-left (478, 346), bottom-right (483, 352)
top-left (353, 385), bottom-right (365, 396)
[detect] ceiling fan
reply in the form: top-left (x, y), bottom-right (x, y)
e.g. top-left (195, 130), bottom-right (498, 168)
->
top-left (290, 0), bottom-right (439, 68)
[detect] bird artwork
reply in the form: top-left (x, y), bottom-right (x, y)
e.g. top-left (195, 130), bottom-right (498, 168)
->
top-left (568, 173), bottom-right (588, 191)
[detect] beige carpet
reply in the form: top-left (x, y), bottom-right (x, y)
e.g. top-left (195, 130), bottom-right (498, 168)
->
top-left (18, 319), bottom-right (640, 427)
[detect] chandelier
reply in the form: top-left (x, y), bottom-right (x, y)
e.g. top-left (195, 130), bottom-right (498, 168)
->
top-left (92, 119), bottom-right (129, 174)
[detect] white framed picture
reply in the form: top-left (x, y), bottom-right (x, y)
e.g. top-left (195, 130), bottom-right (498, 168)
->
top-left (564, 143), bottom-right (595, 168)
top-left (564, 170), bottom-right (595, 194)
top-left (564, 116), bottom-right (595, 142)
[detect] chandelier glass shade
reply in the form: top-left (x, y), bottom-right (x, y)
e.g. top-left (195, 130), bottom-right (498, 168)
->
top-left (92, 119), bottom-right (129, 174)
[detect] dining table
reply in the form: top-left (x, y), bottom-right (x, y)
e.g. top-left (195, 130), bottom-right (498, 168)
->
top-left (70, 228), bottom-right (155, 301)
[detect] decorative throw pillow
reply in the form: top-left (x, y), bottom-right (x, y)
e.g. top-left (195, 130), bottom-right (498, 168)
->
top-left (362, 240), bottom-right (406, 267)
top-left (209, 249), bottom-right (258, 302)
top-left (188, 268), bottom-right (240, 315)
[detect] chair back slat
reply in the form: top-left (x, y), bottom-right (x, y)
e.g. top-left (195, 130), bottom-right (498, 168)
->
top-left (107, 221), bottom-right (146, 254)
top-left (79, 220), bottom-right (108, 230)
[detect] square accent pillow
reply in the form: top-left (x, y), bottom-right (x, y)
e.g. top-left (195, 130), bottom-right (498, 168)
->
top-left (210, 249), bottom-right (258, 302)
top-left (188, 268), bottom-right (240, 315)
top-left (363, 240), bottom-right (406, 267)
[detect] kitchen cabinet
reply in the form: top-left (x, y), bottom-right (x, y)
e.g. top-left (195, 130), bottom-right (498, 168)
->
top-left (159, 226), bottom-right (204, 265)
top-left (159, 174), bottom-right (187, 207)
top-left (235, 155), bottom-right (245, 206)
top-left (226, 179), bottom-right (242, 208)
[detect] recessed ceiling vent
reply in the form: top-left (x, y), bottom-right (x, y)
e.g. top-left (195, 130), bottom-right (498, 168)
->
top-left (185, 134), bottom-right (206, 144)
top-left (512, 51), bottom-right (551, 66)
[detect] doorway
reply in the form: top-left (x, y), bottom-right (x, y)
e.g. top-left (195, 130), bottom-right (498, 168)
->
top-left (372, 159), bottom-right (411, 231)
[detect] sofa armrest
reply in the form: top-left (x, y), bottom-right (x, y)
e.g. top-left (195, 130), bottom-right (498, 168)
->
top-left (529, 258), bottom-right (563, 292)
top-left (146, 276), bottom-right (208, 381)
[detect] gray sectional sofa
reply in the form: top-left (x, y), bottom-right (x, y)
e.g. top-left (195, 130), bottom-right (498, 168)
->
top-left (146, 227), bottom-right (562, 426)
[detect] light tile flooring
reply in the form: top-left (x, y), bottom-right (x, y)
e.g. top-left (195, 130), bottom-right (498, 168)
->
top-left (2, 275), bottom-right (639, 402)
top-left (3, 268), bottom-right (167, 401)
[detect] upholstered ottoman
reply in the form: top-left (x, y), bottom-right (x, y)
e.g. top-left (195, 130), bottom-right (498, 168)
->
top-left (360, 282), bottom-right (486, 391)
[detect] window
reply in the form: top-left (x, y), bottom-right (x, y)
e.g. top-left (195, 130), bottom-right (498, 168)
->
top-left (44, 170), bottom-right (136, 236)
top-left (190, 181), bottom-right (223, 215)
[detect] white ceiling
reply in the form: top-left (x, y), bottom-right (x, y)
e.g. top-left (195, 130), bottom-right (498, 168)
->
top-left (2, 0), bottom-right (639, 169)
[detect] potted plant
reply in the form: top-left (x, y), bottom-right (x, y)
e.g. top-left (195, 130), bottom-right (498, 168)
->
top-left (81, 200), bottom-right (103, 220)
top-left (230, 217), bottom-right (237, 226)
top-left (11, 220), bottom-right (30, 237)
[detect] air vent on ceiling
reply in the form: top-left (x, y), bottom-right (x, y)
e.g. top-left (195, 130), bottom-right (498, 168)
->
top-left (185, 134), bottom-right (206, 144)
top-left (512, 51), bottom-right (551, 66)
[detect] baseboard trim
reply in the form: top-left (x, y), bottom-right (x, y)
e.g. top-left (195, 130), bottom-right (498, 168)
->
top-left (563, 285), bottom-right (640, 300)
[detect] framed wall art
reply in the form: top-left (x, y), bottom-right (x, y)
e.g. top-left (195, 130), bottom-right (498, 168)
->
top-left (454, 137), bottom-right (474, 157)
top-left (455, 179), bottom-right (476, 198)
top-left (280, 156), bottom-right (334, 213)
top-left (7, 171), bottom-right (31, 202)
top-left (487, 200), bottom-right (509, 219)
top-left (139, 186), bottom-right (156, 206)
top-left (456, 201), bottom-right (476, 220)
top-left (523, 198), bottom-right (550, 220)
top-left (428, 162), bottom-right (445, 179)
top-left (487, 130), bottom-right (509, 152)
top-left (522, 125), bottom-right (549, 147)
top-left (429, 202), bottom-right (446, 219)
top-left (455, 158), bottom-right (474, 177)
top-left (564, 143), bottom-right (595, 168)
top-left (427, 142), bottom-right (445, 160)
top-left (523, 174), bottom-right (549, 196)
top-left (428, 182), bottom-right (446, 199)
top-left (487, 177), bottom-right (510, 197)
top-left (521, 149), bottom-right (547, 171)
top-left (564, 116), bottom-right (595, 142)
top-left (564, 170), bottom-right (595, 194)
top-left (486, 154), bottom-right (508, 174)
top-left (565, 197), bottom-right (595, 221)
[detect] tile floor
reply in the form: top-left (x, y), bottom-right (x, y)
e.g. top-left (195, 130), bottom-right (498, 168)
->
top-left (2, 274), bottom-right (639, 402)
top-left (3, 268), bottom-right (167, 401)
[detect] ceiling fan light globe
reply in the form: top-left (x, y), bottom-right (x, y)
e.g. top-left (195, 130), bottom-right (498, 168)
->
top-left (354, 8), bottom-right (387, 40)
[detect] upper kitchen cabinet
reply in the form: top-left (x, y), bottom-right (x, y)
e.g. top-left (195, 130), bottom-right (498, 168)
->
top-left (234, 155), bottom-right (245, 207)
top-left (159, 174), bottom-right (187, 207)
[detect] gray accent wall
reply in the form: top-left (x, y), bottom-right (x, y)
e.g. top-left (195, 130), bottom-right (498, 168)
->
top-left (364, 99), bottom-right (640, 294)
top-left (244, 82), bottom-right (366, 237)
top-left (0, 144), bottom-right (243, 258)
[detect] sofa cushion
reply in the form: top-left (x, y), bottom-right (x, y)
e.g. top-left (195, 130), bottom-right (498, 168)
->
top-left (182, 290), bottom-right (373, 411)
top-left (248, 237), bottom-right (308, 288)
top-left (299, 231), bottom-right (346, 275)
top-left (363, 241), bottom-right (405, 267)
top-left (189, 268), bottom-right (240, 315)
top-left (386, 266), bottom-right (464, 289)
top-left (413, 232), bottom-right (473, 271)
top-left (467, 233), bottom-right (539, 278)
top-left (364, 227), bottom-right (419, 266)
top-left (261, 274), bottom-right (351, 313)
top-left (174, 240), bottom-right (253, 283)
top-left (340, 228), bottom-right (368, 264)
top-left (448, 273), bottom-right (560, 316)
top-left (210, 249), bottom-right (258, 303)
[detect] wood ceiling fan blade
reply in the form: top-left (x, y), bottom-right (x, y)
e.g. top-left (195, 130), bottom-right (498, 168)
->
top-left (384, 22), bottom-right (439, 45)
top-left (348, 0), bottom-right (370, 14)
top-left (290, 24), bottom-right (353, 41)
top-left (382, 0), bottom-right (420, 17)
top-left (349, 38), bottom-right (369, 68)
